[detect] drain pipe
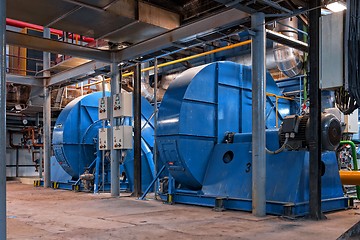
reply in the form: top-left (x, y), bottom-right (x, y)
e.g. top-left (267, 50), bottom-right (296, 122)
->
top-left (0, 0), bottom-right (6, 237)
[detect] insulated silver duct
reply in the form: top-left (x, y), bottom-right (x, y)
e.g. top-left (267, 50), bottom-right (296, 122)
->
top-left (141, 63), bottom-right (178, 102)
top-left (273, 18), bottom-right (303, 77)
top-left (229, 48), bottom-right (278, 70)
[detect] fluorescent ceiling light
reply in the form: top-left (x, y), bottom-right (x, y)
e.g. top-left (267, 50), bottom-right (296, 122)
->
top-left (326, 1), bottom-right (347, 12)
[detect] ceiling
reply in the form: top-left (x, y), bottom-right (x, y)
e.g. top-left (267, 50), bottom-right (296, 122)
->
top-left (5, 0), bottom-right (310, 123)
top-left (6, 0), bottom-right (309, 44)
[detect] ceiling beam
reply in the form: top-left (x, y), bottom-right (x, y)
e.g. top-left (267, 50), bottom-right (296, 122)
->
top-left (6, 31), bottom-right (112, 62)
top-left (6, 74), bottom-right (43, 87)
top-left (114, 8), bottom-right (250, 62)
top-left (49, 60), bottom-right (108, 87)
top-left (213, 0), bottom-right (257, 14)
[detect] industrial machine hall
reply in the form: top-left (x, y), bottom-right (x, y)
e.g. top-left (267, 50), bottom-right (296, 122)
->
top-left (2, 0), bottom-right (360, 239)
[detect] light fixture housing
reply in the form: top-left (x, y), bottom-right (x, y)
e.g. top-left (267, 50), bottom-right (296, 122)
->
top-left (326, 1), bottom-right (347, 12)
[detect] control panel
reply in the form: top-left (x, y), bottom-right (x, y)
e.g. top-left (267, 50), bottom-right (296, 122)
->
top-left (98, 128), bottom-right (110, 150)
top-left (98, 97), bottom-right (110, 120)
top-left (113, 92), bottom-right (133, 118)
top-left (113, 126), bottom-right (133, 150)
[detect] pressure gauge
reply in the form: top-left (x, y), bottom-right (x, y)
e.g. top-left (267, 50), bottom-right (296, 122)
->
top-left (22, 119), bottom-right (28, 125)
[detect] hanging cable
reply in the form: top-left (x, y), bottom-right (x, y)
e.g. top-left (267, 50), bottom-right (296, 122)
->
top-left (266, 134), bottom-right (289, 154)
top-left (347, 0), bottom-right (360, 114)
top-left (335, 88), bottom-right (358, 115)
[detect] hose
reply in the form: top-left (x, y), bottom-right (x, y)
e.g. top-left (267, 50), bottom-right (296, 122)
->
top-left (266, 136), bottom-right (289, 154)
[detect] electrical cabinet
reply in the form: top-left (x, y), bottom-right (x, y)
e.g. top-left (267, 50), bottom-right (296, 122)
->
top-left (98, 128), bottom-right (110, 150)
top-left (113, 92), bottom-right (133, 118)
top-left (113, 126), bottom-right (133, 150)
top-left (320, 12), bottom-right (344, 89)
top-left (98, 97), bottom-right (110, 120)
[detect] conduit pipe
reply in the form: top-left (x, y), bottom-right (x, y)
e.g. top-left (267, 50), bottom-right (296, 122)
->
top-left (6, 18), bottom-right (94, 43)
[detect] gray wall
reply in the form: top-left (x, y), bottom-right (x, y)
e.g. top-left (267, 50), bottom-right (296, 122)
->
top-left (6, 131), bottom-right (39, 177)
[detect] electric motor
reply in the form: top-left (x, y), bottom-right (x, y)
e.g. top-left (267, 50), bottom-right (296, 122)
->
top-left (279, 113), bottom-right (342, 151)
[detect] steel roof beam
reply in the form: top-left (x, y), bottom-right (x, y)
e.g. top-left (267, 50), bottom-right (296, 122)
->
top-left (114, 8), bottom-right (250, 62)
top-left (6, 31), bottom-right (112, 62)
top-left (49, 60), bottom-right (108, 87)
top-left (6, 74), bottom-right (43, 86)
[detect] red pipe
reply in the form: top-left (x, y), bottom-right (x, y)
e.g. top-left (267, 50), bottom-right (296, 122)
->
top-left (6, 18), bottom-right (95, 43)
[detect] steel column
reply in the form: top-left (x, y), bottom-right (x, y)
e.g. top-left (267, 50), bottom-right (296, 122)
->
top-left (39, 147), bottom-right (43, 179)
top-left (153, 58), bottom-right (158, 196)
top-left (133, 64), bottom-right (142, 197)
top-left (308, 0), bottom-right (323, 220)
top-left (0, 0), bottom-right (6, 236)
top-left (251, 12), bottom-right (266, 217)
top-left (110, 61), bottom-right (120, 197)
top-left (43, 28), bottom-right (52, 188)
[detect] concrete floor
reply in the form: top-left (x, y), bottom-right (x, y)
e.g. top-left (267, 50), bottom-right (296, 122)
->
top-left (6, 181), bottom-right (360, 240)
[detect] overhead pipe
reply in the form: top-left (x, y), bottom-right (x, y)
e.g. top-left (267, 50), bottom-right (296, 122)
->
top-left (6, 18), bottom-right (94, 43)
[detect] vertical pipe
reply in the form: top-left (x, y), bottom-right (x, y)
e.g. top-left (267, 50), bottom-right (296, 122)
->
top-left (133, 63), bottom-right (142, 197)
top-left (0, 0), bottom-right (6, 237)
top-left (16, 148), bottom-right (19, 177)
top-left (308, 0), bottom-right (323, 220)
top-left (39, 147), bottom-right (43, 179)
top-left (110, 61), bottom-right (120, 197)
top-left (153, 58), bottom-right (158, 196)
top-left (43, 28), bottom-right (52, 188)
top-left (251, 12), bottom-right (266, 217)
top-left (94, 150), bottom-right (101, 194)
top-left (35, 112), bottom-right (40, 127)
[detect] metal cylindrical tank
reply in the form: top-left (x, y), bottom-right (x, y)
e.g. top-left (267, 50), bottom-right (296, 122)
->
top-left (53, 92), bottom-right (155, 188)
top-left (156, 61), bottom-right (293, 189)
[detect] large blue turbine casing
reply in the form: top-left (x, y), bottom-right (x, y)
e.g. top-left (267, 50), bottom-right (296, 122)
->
top-left (52, 91), bottom-right (155, 191)
top-left (157, 61), bottom-right (291, 189)
top-left (157, 61), bottom-right (348, 216)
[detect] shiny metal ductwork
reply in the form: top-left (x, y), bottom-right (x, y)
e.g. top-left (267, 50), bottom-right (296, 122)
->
top-left (229, 49), bottom-right (278, 70)
top-left (141, 63), bottom-right (179, 102)
top-left (273, 18), bottom-right (304, 77)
